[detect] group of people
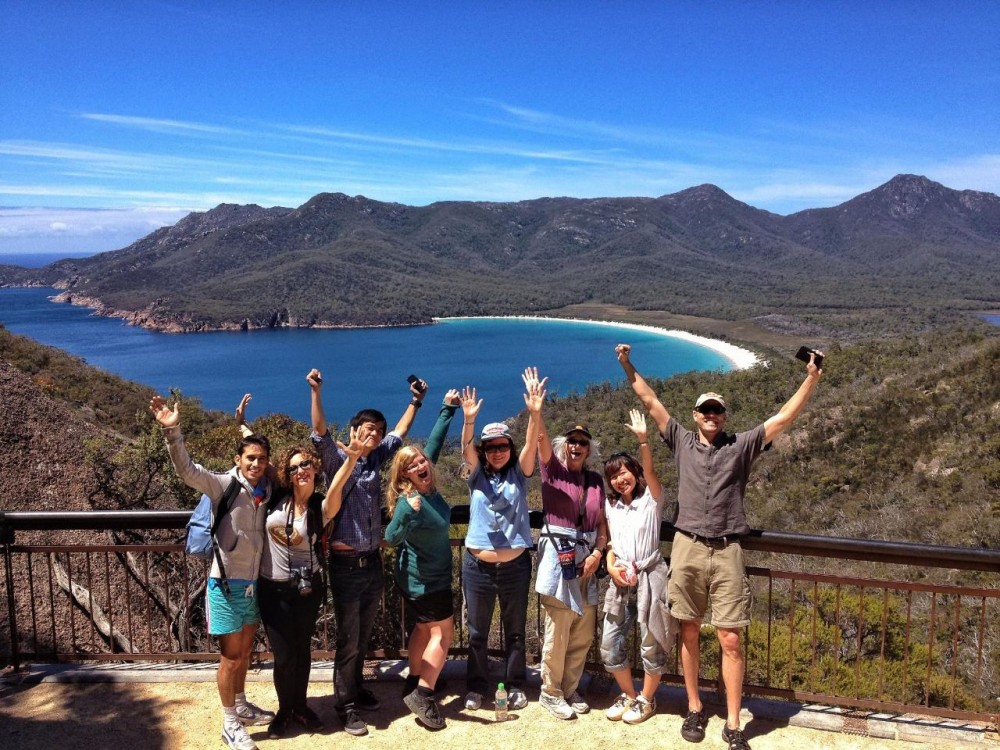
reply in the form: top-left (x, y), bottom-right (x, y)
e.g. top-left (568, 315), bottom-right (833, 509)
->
top-left (149, 343), bottom-right (823, 750)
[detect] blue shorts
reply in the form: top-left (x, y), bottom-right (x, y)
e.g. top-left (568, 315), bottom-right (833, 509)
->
top-left (206, 578), bottom-right (261, 636)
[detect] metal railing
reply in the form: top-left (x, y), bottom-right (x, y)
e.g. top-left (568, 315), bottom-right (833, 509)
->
top-left (2, 509), bottom-right (998, 726)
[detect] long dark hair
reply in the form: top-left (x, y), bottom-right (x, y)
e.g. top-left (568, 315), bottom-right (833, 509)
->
top-left (603, 452), bottom-right (647, 502)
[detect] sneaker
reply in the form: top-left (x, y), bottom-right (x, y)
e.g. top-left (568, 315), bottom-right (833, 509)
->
top-left (338, 708), bottom-right (368, 737)
top-left (623, 695), bottom-right (655, 725)
top-left (235, 701), bottom-right (275, 726)
top-left (222, 722), bottom-right (258, 750)
top-left (356, 687), bottom-right (381, 711)
top-left (266, 710), bottom-right (292, 739)
top-left (508, 687), bottom-right (528, 711)
top-left (463, 691), bottom-right (483, 710)
top-left (606, 692), bottom-right (632, 721)
top-left (539, 691), bottom-right (576, 720)
top-left (722, 725), bottom-right (752, 750)
top-left (403, 688), bottom-right (446, 730)
top-left (681, 708), bottom-right (708, 742)
top-left (566, 690), bottom-right (590, 714)
top-left (291, 705), bottom-right (324, 732)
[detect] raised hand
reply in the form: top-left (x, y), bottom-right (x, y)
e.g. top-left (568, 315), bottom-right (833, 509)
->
top-left (337, 426), bottom-right (364, 460)
top-left (149, 395), bottom-right (180, 428)
top-left (807, 350), bottom-right (825, 377)
top-left (522, 370), bottom-right (548, 414)
top-left (615, 343), bottom-right (632, 366)
top-left (625, 408), bottom-right (648, 443)
top-left (461, 386), bottom-right (483, 419)
top-left (443, 388), bottom-right (461, 407)
top-left (234, 393), bottom-right (252, 424)
top-left (306, 368), bottom-right (323, 389)
top-left (409, 377), bottom-right (428, 400)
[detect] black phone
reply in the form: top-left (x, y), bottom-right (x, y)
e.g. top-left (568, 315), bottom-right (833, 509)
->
top-left (407, 374), bottom-right (427, 392)
top-left (795, 346), bottom-right (824, 369)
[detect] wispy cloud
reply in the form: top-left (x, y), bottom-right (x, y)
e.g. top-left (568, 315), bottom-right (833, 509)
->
top-left (80, 113), bottom-right (244, 136)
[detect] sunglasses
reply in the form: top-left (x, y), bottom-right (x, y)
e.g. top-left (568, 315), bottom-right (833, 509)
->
top-left (696, 405), bottom-right (726, 416)
top-left (483, 443), bottom-right (511, 454)
top-left (288, 459), bottom-right (315, 474)
top-left (567, 438), bottom-right (590, 447)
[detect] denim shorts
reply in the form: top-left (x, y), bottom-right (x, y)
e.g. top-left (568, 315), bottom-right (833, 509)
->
top-left (206, 578), bottom-right (261, 635)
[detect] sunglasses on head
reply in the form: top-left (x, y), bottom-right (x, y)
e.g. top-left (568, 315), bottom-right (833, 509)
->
top-left (567, 437), bottom-right (590, 447)
top-left (696, 404), bottom-right (726, 415)
top-left (288, 459), bottom-right (315, 474)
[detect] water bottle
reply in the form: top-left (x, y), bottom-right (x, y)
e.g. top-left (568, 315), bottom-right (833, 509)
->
top-left (495, 682), bottom-right (508, 722)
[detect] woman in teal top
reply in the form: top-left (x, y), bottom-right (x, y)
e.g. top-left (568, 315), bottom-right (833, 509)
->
top-left (384, 389), bottom-right (459, 730)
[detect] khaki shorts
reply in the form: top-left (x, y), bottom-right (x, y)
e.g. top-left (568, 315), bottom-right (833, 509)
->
top-left (667, 531), bottom-right (752, 629)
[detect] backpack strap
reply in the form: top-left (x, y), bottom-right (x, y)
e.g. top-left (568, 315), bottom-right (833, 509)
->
top-left (210, 477), bottom-right (242, 596)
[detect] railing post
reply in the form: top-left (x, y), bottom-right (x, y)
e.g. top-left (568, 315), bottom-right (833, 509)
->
top-left (1, 513), bottom-right (22, 672)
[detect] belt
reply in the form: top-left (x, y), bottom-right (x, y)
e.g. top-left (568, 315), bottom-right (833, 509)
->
top-left (677, 529), bottom-right (739, 549)
top-left (329, 549), bottom-right (381, 568)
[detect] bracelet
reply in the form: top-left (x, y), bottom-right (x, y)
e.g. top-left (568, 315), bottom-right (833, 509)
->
top-left (410, 398), bottom-right (423, 408)
top-left (638, 442), bottom-right (648, 446)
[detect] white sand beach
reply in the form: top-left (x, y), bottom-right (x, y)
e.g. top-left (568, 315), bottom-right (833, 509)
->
top-left (435, 315), bottom-right (761, 370)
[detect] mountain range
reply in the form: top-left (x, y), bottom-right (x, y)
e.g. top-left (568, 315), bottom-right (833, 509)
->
top-left (2, 174), bottom-right (998, 336)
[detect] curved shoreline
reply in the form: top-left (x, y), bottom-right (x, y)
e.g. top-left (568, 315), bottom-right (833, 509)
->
top-left (434, 315), bottom-right (761, 370)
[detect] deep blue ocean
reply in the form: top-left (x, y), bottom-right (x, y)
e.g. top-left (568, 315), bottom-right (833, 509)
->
top-left (0, 287), bottom-right (734, 435)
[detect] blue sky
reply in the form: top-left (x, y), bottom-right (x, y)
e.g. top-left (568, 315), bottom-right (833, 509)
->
top-left (2, 1), bottom-right (998, 256)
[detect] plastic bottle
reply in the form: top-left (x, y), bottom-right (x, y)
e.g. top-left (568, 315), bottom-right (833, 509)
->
top-left (495, 682), bottom-right (508, 722)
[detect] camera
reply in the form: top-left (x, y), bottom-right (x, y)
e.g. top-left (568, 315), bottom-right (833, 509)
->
top-left (291, 567), bottom-right (313, 597)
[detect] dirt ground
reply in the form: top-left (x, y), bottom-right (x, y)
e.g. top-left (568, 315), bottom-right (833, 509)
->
top-left (0, 665), bottom-right (974, 750)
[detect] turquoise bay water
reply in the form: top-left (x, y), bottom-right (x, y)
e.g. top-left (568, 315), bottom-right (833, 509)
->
top-left (0, 288), bottom-right (732, 435)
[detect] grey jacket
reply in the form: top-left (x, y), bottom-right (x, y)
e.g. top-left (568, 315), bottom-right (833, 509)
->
top-left (163, 426), bottom-right (269, 581)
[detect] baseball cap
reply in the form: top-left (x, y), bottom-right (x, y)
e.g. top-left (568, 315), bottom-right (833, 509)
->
top-left (694, 392), bottom-right (726, 410)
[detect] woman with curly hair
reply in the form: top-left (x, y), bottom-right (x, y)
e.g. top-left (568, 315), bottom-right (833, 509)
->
top-left (259, 430), bottom-right (363, 739)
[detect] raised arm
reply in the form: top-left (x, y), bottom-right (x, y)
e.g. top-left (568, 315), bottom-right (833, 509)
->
top-left (307, 368), bottom-right (328, 437)
top-left (763, 351), bottom-right (824, 444)
top-left (626, 408), bottom-right (662, 503)
top-left (235, 393), bottom-right (254, 438)
top-left (322, 427), bottom-right (363, 523)
top-left (524, 367), bottom-right (553, 466)
top-left (460, 386), bottom-right (482, 471)
top-left (424, 389), bottom-right (460, 464)
top-left (520, 370), bottom-right (547, 476)
top-left (616, 344), bottom-right (671, 434)
top-left (390, 377), bottom-right (428, 438)
top-left (149, 395), bottom-right (228, 499)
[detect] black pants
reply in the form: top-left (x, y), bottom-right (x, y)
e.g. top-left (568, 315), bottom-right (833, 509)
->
top-left (258, 576), bottom-right (325, 712)
top-left (327, 553), bottom-right (384, 711)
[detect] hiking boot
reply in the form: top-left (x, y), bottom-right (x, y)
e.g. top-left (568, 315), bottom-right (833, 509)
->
top-left (403, 688), bottom-right (446, 730)
top-left (356, 687), bottom-right (381, 711)
top-left (722, 725), bottom-right (752, 750)
top-left (266, 710), bottom-right (292, 739)
top-left (539, 691), bottom-right (575, 720)
top-left (508, 687), bottom-right (528, 711)
top-left (338, 708), bottom-right (368, 737)
top-left (291, 705), bottom-right (324, 732)
top-left (235, 700), bottom-right (275, 726)
top-left (463, 691), bottom-right (483, 710)
top-left (681, 708), bottom-right (708, 742)
top-left (566, 690), bottom-right (590, 714)
top-left (606, 692), bottom-right (631, 721)
top-left (623, 695), bottom-right (655, 725)
top-left (221, 722), bottom-right (258, 750)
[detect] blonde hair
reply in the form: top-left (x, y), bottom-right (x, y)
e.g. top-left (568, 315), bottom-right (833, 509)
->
top-left (384, 445), bottom-right (435, 516)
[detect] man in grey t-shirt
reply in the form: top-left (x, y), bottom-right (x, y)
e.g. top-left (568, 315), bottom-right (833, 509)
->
top-left (616, 344), bottom-right (822, 750)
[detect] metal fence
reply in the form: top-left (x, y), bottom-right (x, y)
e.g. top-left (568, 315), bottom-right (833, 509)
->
top-left (2, 509), bottom-right (998, 726)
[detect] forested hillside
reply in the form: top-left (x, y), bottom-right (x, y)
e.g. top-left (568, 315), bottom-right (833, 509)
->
top-left (2, 175), bottom-right (998, 339)
top-left (3, 322), bottom-right (997, 552)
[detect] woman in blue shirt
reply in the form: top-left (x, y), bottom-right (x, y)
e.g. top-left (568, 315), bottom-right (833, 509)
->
top-left (457, 369), bottom-right (546, 713)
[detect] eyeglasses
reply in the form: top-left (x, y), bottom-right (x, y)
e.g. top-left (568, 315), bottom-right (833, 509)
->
top-left (483, 443), bottom-right (511, 454)
top-left (567, 438), bottom-right (590, 447)
top-left (288, 460), bottom-right (315, 474)
top-left (696, 405), bottom-right (726, 416)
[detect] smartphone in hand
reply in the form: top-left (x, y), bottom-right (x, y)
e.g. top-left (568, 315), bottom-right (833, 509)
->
top-left (795, 346), bottom-right (824, 369)
top-left (407, 374), bottom-right (427, 393)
